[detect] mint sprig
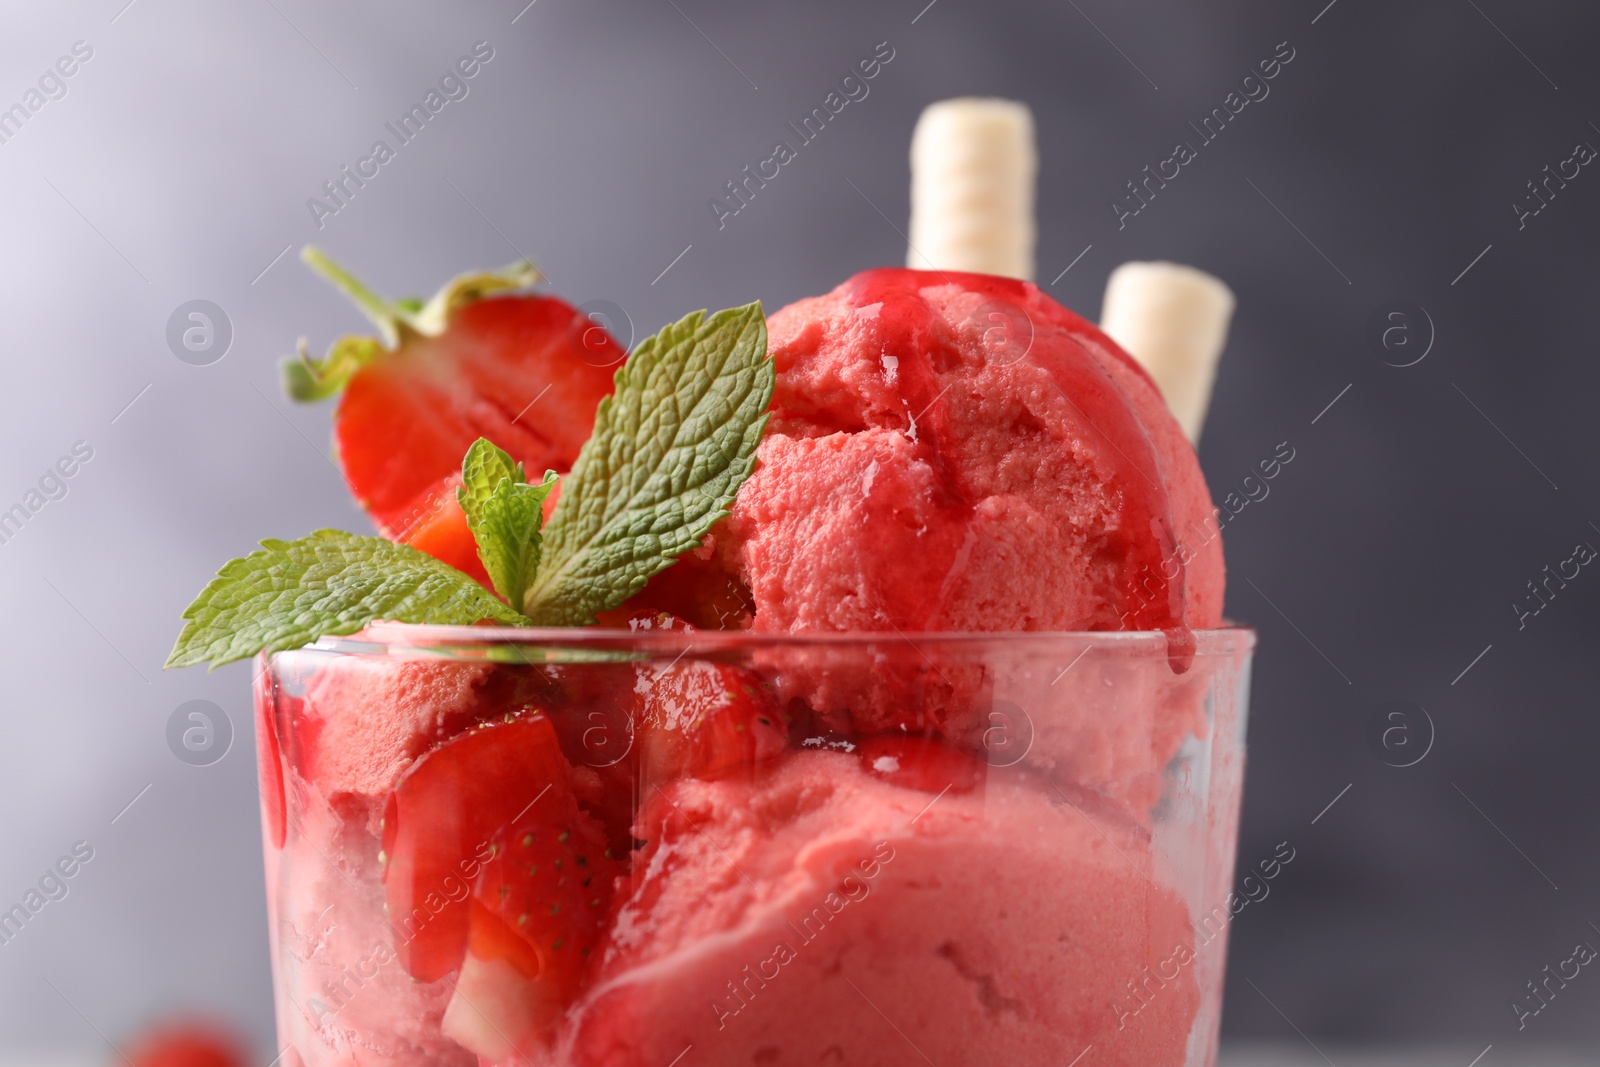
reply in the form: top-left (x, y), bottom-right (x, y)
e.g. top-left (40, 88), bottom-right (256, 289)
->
top-left (457, 438), bottom-right (558, 605)
top-left (523, 302), bottom-right (771, 625)
top-left (164, 530), bottom-right (528, 669)
top-left (167, 298), bottom-right (772, 670)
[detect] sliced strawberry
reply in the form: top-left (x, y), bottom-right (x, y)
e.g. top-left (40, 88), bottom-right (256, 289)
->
top-left (578, 609), bottom-right (791, 781)
top-left (389, 718), bottom-right (622, 1059)
top-left (473, 782), bottom-right (620, 1002)
top-left (858, 734), bottom-right (986, 795)
top-left (381, 712), bottom-right (576, 982)
top-left (284, 250), bottom-right (619, 534)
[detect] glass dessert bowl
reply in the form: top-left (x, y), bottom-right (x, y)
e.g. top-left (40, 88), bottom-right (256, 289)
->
top-left (254, 622), bottom-right (1253, 1067)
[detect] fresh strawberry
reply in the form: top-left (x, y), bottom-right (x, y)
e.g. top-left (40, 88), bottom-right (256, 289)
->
top-left (858, 734), bottom-right (985, 795)
top-left (283, 249), bottom-right (619, 535)
top-left (126, 1021), bottom-right (246, 1067)
top-left (381, 712), bottom-right (578, 982)
top-left (583, 609), bottom-right (791, 781)
top-left (385, 711), bottom-right (622, 1057)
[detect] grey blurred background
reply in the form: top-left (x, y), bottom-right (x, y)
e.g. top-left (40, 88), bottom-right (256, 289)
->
top-left (1, 0), bottom-right (1597, 1060)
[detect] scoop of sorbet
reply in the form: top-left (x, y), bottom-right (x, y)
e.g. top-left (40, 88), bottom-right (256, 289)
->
top-left (645, 268), bottom-right (1224, 636)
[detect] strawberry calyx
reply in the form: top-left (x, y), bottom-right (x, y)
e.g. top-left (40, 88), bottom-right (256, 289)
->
top-left (282, 247), bottom-right (543, 402)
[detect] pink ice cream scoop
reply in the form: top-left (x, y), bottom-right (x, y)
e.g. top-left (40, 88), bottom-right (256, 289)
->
top-left (561, 751), bottom-right (1199, 1067)
top-left (649, 267), bottom-right (1223, 638)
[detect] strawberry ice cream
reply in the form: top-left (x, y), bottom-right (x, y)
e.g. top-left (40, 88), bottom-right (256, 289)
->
top-left (695, 268), bottom-right (1224, 636)
top-left (563, 751), bottom-right (1199, 1067)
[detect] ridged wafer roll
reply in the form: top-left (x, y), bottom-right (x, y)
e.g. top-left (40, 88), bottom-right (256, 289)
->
top-left (1099, 261), bottom-right (1235, 443)
top-left (907, 98), bottom-right (1037, 280)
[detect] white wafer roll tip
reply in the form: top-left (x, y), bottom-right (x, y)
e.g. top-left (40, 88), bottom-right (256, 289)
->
top-left (907, 98), bottom-right (1037, 280)
top-left (1099, 261), bottom-right (1235, 443)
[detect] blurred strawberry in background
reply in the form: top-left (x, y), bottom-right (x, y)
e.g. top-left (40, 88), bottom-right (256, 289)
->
top-left (123, 1019), bottom-right (247, 1067)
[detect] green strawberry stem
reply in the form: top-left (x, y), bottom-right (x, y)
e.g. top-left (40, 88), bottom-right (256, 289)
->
top-left (301, 246), bottom-right (406, 346)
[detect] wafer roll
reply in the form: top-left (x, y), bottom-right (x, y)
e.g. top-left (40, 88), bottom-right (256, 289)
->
top-left (907, 98), bottom-right (1037, 280)
top-left (1099, 261), bottom-right (1235, 442)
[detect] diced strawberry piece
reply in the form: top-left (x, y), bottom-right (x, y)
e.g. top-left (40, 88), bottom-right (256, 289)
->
top-left (637, 658), bottom-right (789, 781)
top-left (571, 609), bottom-right (790, 782)
top-left (380, 712), bottom-right (576, 982)
top-left (858, 734), bottom-right (986, 795)
top-left (622, 545), bottom-right (755, 630)
top-left (126, 1022), bottom-right (246, 1067)
top-left (384, 472), bottom-right (494, 588)
top-left (338, 295), bottom-right (618, 532)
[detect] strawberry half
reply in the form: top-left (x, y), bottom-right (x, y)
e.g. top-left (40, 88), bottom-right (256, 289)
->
top-left (283, 248), bottom-right (620, 535)
top-left (382, 705), bottom-right (623, 1057)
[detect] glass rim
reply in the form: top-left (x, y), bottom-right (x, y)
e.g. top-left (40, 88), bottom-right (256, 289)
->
top-left (297, 622), bottom-right (1256, 660)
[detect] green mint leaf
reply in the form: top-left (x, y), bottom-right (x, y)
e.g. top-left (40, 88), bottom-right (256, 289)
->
top-left (477, 470), bottom-right (559, 604)
top-left (165, 529), bottom-right (528, 670)
top-left (522, 302), bottom-right (772, 625)
top-left (456, 438), bottom-right (558, 604)
top-left (458, 438), bottom-right (523, 528)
